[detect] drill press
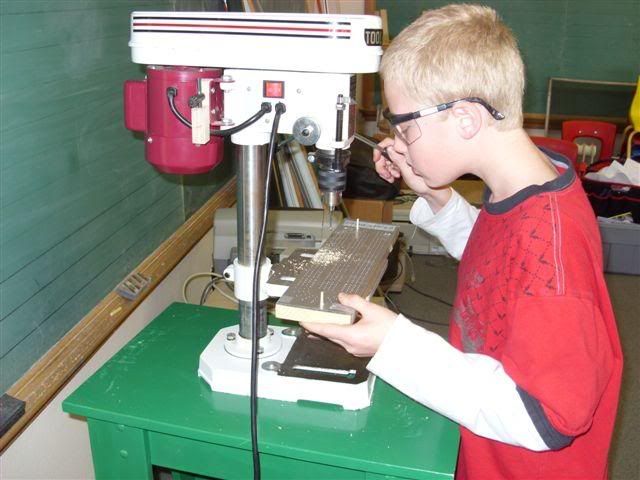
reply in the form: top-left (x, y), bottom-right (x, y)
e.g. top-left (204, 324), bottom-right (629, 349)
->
top-left (125, 10), bottom-right (383, 409)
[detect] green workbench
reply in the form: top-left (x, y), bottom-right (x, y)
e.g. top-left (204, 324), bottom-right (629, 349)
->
top-left (63, 303), bottom-right (459, 480)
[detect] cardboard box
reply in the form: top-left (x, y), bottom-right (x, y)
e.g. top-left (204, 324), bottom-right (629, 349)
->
top-left (343, 198), bottom-right (394, 223)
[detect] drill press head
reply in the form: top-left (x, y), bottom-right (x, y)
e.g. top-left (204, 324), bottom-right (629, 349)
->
top-left (127, 12), bottom-right (382, 207)
top-left (291, 91), bottom-right (355, 212)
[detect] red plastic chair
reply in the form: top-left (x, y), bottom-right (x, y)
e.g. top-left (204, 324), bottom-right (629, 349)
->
top-left (530, 136), bottom-right (579, 165)
top-left (561, 120), bottom-right (617, 160)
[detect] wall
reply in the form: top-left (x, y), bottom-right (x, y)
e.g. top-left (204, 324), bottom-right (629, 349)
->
top-left (376, 0), bottom-right (639, 117)
top-left (0, 0), bottom-right (232, 393)
top-left (0, 229), bottom-right (214, 480)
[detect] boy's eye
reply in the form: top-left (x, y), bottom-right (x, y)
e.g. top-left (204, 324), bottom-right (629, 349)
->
top-left (401, 122), bottom-right (418, 137)
top-left (398, 122), bottom-right (413, 135)
top-left (393, 119), bottom-right (421, 144)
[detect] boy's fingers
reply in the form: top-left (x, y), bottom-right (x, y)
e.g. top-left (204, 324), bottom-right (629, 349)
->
top-left (374, 139), bottom-right (396, 160)
top-left (300, 322), bottom-right (345, 338)
top-left (300, 323), bottom-right (352, 351)
top-left (387, 162), bottom-right (402, 177)
top-left (377, 159), bottom-right (391, 171)
top-left (374, 148), bottom-right (394, 166)
top-left (378, 137), bottom-right (395, 149)
top-left (372, 142), bottom-right (407, 183)
top-left (374, 162), bottom-right (394, 182)
top-left (338, 293), bottom-right (369, 313)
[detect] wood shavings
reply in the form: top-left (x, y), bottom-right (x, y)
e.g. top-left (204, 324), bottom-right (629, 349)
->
top-left (311, 249), bottom-right (345, 266)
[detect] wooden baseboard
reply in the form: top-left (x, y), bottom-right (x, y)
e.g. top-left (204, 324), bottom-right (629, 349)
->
top-left (0, 177), bottom-right (237, 453)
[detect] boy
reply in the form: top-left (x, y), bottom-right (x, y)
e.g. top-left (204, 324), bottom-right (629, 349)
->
top-left (301, 5), bottom-right (623, 479)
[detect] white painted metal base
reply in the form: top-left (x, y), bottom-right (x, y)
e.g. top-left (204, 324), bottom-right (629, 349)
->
top-left (198, 325), bottom-right (375, 410)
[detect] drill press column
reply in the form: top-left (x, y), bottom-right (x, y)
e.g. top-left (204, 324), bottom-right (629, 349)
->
top-left (236, 144), bottom-right (268, 340)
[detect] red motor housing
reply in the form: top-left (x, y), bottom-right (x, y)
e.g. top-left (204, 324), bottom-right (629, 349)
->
top-left (124, 66), bottom-right (224, 174)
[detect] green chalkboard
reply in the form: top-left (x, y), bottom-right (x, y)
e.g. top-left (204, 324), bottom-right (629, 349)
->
top-left (0, 0), bottom-right (234, 393)
top-left (377, 0), bottom-right (639, 116)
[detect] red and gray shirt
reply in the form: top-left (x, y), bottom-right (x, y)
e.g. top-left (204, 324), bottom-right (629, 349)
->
top-left (368, 151), bottom-right (623, 479)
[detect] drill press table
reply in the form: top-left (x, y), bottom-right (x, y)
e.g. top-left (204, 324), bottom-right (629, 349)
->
top-left (63, 303), bottom-right (459, 479)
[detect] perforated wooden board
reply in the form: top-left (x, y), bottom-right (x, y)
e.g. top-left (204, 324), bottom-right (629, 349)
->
top-left (275, 219), bottom-right (398, 325)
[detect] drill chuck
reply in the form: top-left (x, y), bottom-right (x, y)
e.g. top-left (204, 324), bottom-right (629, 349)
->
top-left (314, 148), bottom-right (350, 210)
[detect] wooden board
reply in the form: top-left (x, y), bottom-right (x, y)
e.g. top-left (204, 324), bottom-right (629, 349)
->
top-left (275, 220), bottom-right (398, 325)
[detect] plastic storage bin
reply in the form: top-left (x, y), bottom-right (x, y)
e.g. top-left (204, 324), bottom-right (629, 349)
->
top-left (598, 220), bottom-right (640, 275)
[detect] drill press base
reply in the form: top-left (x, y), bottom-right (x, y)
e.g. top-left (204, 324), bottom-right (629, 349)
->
top-left (198, 325), bottom-right (375, 410)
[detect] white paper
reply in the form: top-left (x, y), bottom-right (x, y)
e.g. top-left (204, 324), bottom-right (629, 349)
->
top-left (584, 159), bottom-right (640, 186)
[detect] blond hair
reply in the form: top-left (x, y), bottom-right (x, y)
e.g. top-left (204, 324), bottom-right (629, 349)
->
top-left (380, 4), bottom-right (525, 130)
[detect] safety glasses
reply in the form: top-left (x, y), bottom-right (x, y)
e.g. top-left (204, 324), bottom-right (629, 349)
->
top-left (383, 97), bottom-right (505, 145)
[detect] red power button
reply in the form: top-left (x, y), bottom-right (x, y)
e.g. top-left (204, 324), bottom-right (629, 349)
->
top-left (263, 80), bottom-right (284, 98)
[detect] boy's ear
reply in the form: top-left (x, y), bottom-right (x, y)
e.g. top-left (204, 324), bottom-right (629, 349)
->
top-left (451, 103), bottom-right (482, 139)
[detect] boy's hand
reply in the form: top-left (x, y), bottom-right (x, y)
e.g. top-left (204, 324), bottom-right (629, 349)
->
top-left (372, 138), bottom-right (434, 196)
top-left (372, 137), bottom-right (403, 183)
top-left (373, 137), bottom-right (453, 212)
top-left (300, 293), bottom-right (398, 357)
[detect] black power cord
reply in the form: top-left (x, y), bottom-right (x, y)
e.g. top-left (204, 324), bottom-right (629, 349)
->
top-left (166, 86), bottom-right (193, 129)
top-left (166, 87), bottom-right (272, 136)
top-left (384, 292), bottom-right (450, 327)
top-left (250, 101), bottom-right (286, 480)
top-left (404, 283), bottom-right (454, 307)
